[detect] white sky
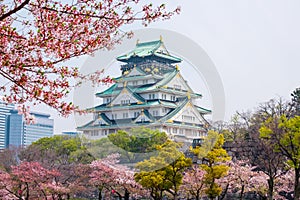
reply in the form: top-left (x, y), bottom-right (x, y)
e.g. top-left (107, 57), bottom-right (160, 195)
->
top-left (33, 1), bottom-right (300, 133)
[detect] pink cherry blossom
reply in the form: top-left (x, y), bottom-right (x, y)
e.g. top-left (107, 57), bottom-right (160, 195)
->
top-left (0, 0), bottom-right (180, 120)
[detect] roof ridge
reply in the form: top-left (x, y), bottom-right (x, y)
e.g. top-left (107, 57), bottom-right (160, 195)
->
top-left (143, 109), bottom-right (156, 122)
top-left (158, 97), bottom-right (189, 122)
top-left (126, 86), bottom-right (145, 102)
top-left (155, 69), bottom-right (178, 88)
top-left (100, 113), bottom-right (112, 125)
top-left (136, 40), bottom-right (161, 47)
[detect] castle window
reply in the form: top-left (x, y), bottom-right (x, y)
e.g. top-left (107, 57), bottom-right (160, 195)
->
top-left (192, 130), bottom-right (198, 136)
top-left (162, 108), bottom-right (168, 113)
top-left (174, 84), bottom-right (181, 90)
top-left (172, 128), bottom-right (177, 134)
top-left (111, 113), bottom-right (117, 119)
top-left (106, 98), bottom-right (112, 103)
top-left (123, 113), bottom-right (128, 118)
top-left (152, 110), bottom-right (158, 116)
top-left (179, 129), bottom-right (184, 135)
top-left (143, 80), bottom-right (148, 84)
top-left (162, 94), bottom-right (167, 100)
top-left (121, 99), bottom-right (130, 104)
top-left (91, 130), bottom-right (99, 136)
top-left (134, 111), bottom-right (140, 118)
top-left (171, 96), bottom-right (176, 101)
top-left (182, 115), bottom-right (195, 121)
top-left (132, 81), bottom-right (138, 86)
top-left (149, 94), bottom-right (155, 99)
top-left (101, 130), bottom-right (108, 136)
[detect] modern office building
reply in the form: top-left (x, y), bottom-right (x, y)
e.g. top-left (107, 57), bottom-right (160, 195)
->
top-left (5, 110), bottom-right (54, 148)
top-left (78, 38), bottom-right (211, 142)
top-left (0, 101), bottom-right (15, 149)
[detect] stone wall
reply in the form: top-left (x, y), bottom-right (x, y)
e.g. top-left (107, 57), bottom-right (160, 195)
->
top-left (223, 140), bottom-right (260, 160)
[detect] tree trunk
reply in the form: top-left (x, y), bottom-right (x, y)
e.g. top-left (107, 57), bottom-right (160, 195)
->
top-left (239, 185), bottom-right (244, 200)
top-left (218, 183), bottom-right (229, 200)
top-left (98, 190), bottom-right (102, 200)
top-left (173, 193), bottom-right (177, 200)
top-left (196, 190), bottom-right (200, 200)
top-left (267, 178), bottom-right (274, 200)
top-left (25, 183), bottom-right (29, 200)
top-left (124, 189), bottom-right (130, 200)
top-left (294, 168), bottom-right (300, 200)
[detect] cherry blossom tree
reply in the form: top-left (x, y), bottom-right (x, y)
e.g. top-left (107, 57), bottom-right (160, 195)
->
top-left (218, 160), bottom-right (268, 200)
top-left (0, 161), bottom-right (68, 200)
top-left (180, 165), bottom-right (206, 200)
top-left (90, 154), bottom-right (146, 200)
top-left (0, 0), bottom-right (180, 117)
top-left (275, 169), bottom-right (294, 200)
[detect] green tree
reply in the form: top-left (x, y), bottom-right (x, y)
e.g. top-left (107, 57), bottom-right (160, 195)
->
top-left (109, 127), bottom-right (168, 153)
top-left (291, 87), bottom-right (300, 116)
top-left (235, 99), bottom-right (291, 200)
top-left (260, 115), bottom-right (300, 199)
top-left (107, 127), bottom-right (168, 162)
top-left (23, 135), bottom-right (94, 165)
top-left (193, 131), bottom-right (231, 200)
top-left (135, 140), bottom-right (192, 200)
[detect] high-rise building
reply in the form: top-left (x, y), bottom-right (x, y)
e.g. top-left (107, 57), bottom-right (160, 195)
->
top-left (78, 39), bottom-right (211, 142)
top-left (5, 110), bottom-right (54, 148)
top-left (0, 101), bottom-right (15, 149)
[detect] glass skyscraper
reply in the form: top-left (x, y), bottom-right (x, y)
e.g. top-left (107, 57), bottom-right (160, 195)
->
top-left (5, 110), bottom-right (54, 148)
top-left (0, 101), bottom-right (15, 149)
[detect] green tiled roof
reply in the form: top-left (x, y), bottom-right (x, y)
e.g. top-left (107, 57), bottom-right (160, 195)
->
top-left (96, 84), bottom-right (119, 97)
top-left (77, 113), bottom-right (111, 129)
top-left (159, 97), bottom-right (189, 122)
top-left (114, 74), bottom-right (163, 82)
top-left (143, 109), bottom-right (156, 122)
top-left (100, 113), bottom-right (112, 124)
top-left (117, 40), bottom-right (182, 63)
top-left (77, 120), bottom-right (95, 129)
top-left (92, 100), bottom-right (177, 112)
top-left (96, 83), bottom-right (156, 97)
top-left (154, 69), bottom-right (178, 88)
top-left (195, 105), bottom-right (212, 114)
top-left (127, 87), bottom-right (145, 102)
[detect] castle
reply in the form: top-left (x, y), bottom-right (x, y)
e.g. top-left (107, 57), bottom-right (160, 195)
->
top-left (78, 38), bottom-right (211, 142)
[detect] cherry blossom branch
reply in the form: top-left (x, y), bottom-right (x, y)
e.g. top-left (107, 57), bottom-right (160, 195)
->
top-left (0, 0), bottom-right (30, 21)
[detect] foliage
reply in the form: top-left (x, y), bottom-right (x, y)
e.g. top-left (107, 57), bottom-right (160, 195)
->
top-left (135, 140), bottom-right (192, 200)
top-left (108, 127), bottom-right (168, 153)
top-left (105, 127), bottom-right (168, 162)
top-left (291, 87), bottom-right (300, 116)
top-left (86, 137), bottom-right (122, 159)
top-left (0, 0), bottom-right (180, 117)
top-left (24, 135), bottom-right (94, 164)
top-left (193, 130), bottom-right (231, 200)
top-left (260, 115), bottom-right (300, 199)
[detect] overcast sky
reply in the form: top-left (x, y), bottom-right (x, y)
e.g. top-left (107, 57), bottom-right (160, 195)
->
top-left (45, 1), bottom-right (300, 133)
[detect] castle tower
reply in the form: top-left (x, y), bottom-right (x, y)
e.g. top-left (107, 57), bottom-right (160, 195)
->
top-left (78, 39), bottom-right (211, 142)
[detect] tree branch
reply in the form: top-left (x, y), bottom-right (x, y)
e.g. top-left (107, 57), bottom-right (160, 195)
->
top-left (0, 0), bottom-right (30, 21)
